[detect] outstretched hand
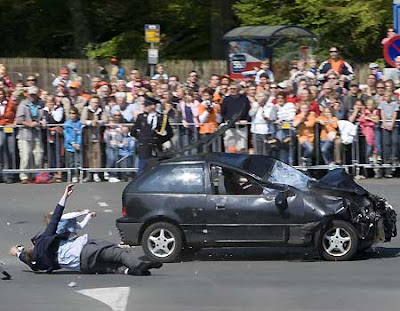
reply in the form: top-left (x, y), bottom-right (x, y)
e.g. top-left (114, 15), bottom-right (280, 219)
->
top-left (63, 184), bottom-right (74, 198)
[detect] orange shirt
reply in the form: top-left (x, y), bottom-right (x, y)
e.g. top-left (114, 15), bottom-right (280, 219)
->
top-left (330, 59), bottom-right (344, 73)
top-left (317, 115), bottom-right (338, 141)
top-left (294, 112), bottom-right (317, 144)
top-left (198, 103), bottom-right (221, 134)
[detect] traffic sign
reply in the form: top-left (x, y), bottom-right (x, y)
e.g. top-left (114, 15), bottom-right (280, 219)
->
top-left (148, 48), bottom-right (159, 65)
top-left (145, 24), bottom-right (160, 43)
top-left (383, 35), bottom-right (400, 67)
top-left (230, 54), bottom-right (247, 73)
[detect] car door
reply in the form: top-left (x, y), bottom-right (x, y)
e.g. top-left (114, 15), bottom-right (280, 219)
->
top-left (129, 163), bottom-right (208, 228)
top-left (205, 164), bottom-right (287, 244)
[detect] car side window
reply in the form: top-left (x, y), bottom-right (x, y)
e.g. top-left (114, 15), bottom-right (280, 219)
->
top-left (135, 164), bottom-right (205, 194)
top-left (210, 165), bottom-right (263, 196)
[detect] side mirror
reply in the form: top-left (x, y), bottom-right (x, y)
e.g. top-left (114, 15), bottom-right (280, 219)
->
top-left (275, 190), bottom-right (289, 210)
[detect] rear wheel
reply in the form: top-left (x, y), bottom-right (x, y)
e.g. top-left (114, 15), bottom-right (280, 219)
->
top-left (319, 220), bottom-right (358, 261)
top-left (141, 222), bottom-right (183, 263)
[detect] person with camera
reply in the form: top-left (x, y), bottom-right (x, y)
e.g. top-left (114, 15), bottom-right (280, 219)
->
top-left (198, 88), bottom-right (222, 152)
top-left (9, 184), bottom-right (163, 276)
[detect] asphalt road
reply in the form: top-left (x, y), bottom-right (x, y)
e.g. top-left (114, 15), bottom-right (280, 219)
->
top-left (1, 180), bottom-right (400, 311)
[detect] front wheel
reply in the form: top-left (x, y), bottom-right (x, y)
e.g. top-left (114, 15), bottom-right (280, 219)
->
top-left (319, 220), bottom-right (358, 261)
top-left (141, 222), bottom-right (183, 263)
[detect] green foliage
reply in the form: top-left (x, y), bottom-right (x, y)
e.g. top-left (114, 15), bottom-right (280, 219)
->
top-left (233, 0), bottom-right (392, 62)
top-left (0, 0), bottom-right (229, 60)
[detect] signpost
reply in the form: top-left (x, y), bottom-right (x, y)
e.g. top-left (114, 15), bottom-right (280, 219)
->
top-left (394, 0), bottom-right (400, 34)
top-left (145, 24), bottom-right (160, 77)
top-left (383, 35), bottom-right (400, 67)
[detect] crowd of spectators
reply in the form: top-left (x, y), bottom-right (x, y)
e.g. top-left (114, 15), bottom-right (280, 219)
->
top-left (0, 45), bottom-right (400, 184)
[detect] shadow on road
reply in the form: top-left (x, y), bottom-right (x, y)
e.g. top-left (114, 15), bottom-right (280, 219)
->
top-left (177, 246), bottom-right (400, 262)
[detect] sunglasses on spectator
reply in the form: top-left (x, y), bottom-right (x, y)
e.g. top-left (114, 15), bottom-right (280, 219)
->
top-left (69, 112), bottom-right (76, 115)
top-left (27, 79), bottom-right (36, 81)
top-left (329, 50), bottom-right (338, 53)
top-left (377, 87), bottom-right (385, 89)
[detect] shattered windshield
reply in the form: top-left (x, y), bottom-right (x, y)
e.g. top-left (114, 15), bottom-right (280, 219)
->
top-left (268, 161), bottom-right (311, 190)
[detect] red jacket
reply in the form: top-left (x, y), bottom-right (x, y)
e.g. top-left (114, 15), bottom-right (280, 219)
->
top-left (0, 99), bottom-right (17, 126)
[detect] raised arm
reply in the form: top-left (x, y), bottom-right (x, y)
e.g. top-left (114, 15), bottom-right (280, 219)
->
top-left (42, 184), bottom-right (74, 236)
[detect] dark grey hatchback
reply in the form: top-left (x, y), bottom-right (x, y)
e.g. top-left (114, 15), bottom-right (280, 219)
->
top-left (116, 153), bottom-right (397, 262)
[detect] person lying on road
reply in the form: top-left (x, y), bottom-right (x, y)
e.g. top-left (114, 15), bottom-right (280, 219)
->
top-left (9, 184), bottom-right (162, 276)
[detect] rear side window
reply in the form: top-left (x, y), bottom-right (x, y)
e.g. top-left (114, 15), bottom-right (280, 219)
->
top-left (134, 164), bottom-right (205, 194)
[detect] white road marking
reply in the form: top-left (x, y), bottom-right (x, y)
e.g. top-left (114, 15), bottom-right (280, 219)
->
top-left (77, 287), bottom-right (130, 311)
top-left (98, 202), bottom-right (109, 207)
top-left (104, 209), bottom-right (113, 213)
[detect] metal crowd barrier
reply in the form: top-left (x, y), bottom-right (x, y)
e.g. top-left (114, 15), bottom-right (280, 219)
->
top-left (1, 120), bottom-right (400, 183)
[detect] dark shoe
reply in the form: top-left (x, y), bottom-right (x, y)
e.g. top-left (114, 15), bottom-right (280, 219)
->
top-left (128, 262), bottom-right (163, 276)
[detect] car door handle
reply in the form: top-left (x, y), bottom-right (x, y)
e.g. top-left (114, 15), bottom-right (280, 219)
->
top-left (264, 195), bottom-right (275, 201)
top-left (215, 203), bottom-right (226, 210)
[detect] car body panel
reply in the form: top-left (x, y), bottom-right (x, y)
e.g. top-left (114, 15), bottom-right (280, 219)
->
top-left (116, 153), bottom-right (397, 251)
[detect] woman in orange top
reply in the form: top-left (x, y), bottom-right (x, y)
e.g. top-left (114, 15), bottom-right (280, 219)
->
top-left (293, 103), bottom-right (317, 166)
top-left (198, 88), bottom-right (222, 152)
top-left (317, 107), bottom-right (338, 165)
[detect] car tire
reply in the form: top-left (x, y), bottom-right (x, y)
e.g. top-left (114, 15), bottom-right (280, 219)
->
top-left (141, 222), bottom-right (183, 263)
top-left (319, 220), bottom-right (358, 261)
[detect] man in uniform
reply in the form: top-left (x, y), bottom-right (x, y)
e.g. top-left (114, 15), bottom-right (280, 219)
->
top-left (131, 98), bottom-right (173, 172)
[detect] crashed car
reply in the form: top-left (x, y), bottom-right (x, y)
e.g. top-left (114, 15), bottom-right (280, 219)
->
top-left (116, 153), bottom-right (397, 262)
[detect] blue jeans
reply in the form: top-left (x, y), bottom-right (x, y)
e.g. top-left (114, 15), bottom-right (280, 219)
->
top-left (276, 129), bottom-right (294, 165)
top-left (301, 141), bottom-right (313, 159)
top-left (374, 127), bottom-right (382, 157)
top-left (118, 155), bottom-right (134, 180)
top-left (320, 140), bottom-right (334, 164)
top-left (383, 127), bottom-right (399, 162)
top-left (106, 147), bottom-right (119, 177)
top-left (66, 150), bottom-right (80, 178)
top-left (0, 131), bottom-right (16, 181)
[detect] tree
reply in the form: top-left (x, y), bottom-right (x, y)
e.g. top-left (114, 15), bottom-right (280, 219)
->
top-left (233, 0), bottom-right (392, 62)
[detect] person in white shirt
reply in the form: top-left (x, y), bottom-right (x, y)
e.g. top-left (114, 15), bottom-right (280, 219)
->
top-left (249, 91), bottom-right (276, 155)
top-left (275, 93), bottom-right (297, 165)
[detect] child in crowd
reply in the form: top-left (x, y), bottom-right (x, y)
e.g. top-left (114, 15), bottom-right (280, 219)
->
top-left (104, 117), bottom-right (122, 183)
top-left (293, 103), bottom-right (317, 166)
top-left (378, 90), bottom-right (399, 177)
top-left (275, 93), bottom-right (296, 165)
top-left (63, 107), bottom-right (82, 183)
top-left (317, 107), bottom-right (338, 166)
top-left (359, 98), bottom-right (380, 164)
top-left (118, 125), bottom-right (135, 181)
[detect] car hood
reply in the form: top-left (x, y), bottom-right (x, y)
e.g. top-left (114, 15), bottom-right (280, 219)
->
top-left (308, 168), bottom-right (368, 197)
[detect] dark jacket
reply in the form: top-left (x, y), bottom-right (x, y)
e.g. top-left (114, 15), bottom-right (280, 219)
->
top-left (21, 204), bottom-right (68, 273)
top-left (221, 95), bottom-right (250, 122)
top-left (131, 112), bottom-right (173, 146)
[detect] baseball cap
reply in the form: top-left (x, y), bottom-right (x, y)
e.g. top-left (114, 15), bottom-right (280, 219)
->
top-left (27, 86), bottom-right (39, 95)
top-left (278, 81), bottom-right (288, 89)
top-left (69, 81), bottom-right (81, 88)
top-left (369, 63), bottom-right (379, 69)
top-left (144, 98), bottom-right (156, 106)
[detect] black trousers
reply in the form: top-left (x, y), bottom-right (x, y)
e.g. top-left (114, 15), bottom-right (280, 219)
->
top-left (80, 240), bottom-right (141, 274)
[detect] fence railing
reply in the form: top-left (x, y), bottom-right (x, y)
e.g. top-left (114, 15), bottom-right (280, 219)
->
top-left (0, 120), bottom-right (399, 183)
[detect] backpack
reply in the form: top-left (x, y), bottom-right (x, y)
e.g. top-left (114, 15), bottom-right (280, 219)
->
top-left (34, 172), bottom-right (52, 184)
